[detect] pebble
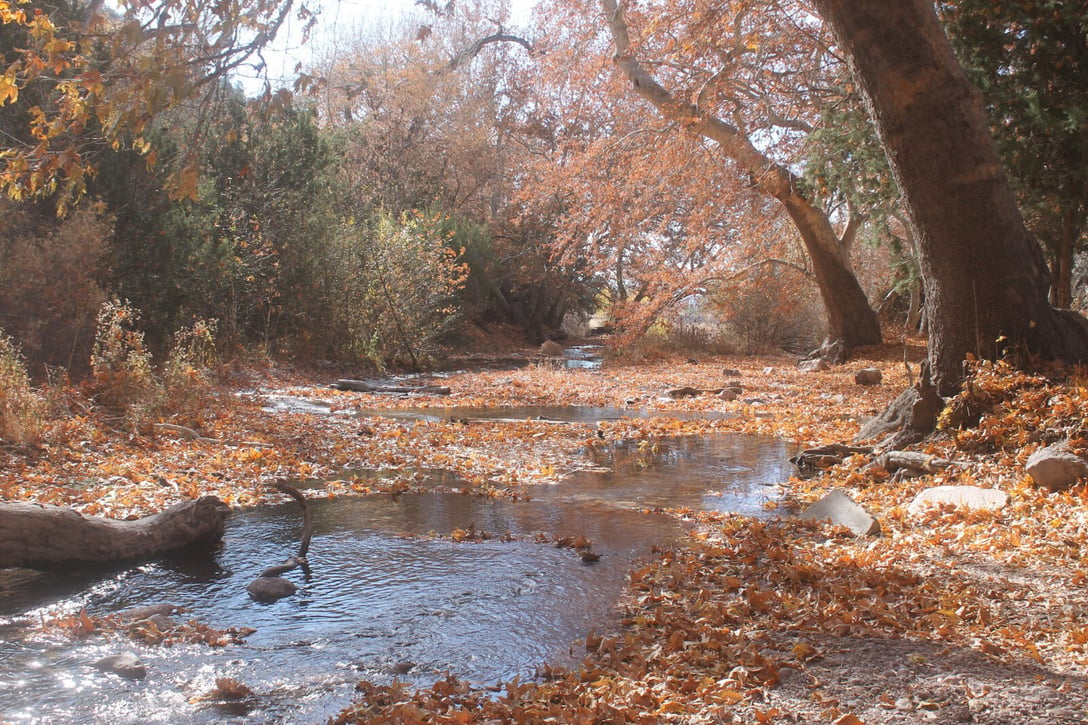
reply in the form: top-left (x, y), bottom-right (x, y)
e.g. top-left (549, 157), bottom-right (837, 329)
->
top-left (93, 652), bottom-right (147, 680)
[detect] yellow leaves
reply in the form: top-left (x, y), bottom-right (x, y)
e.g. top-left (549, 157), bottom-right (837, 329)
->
top-left (166, 164), bottom-right (201, 202)
top-left (791, 641), bottom-right (819, 661)
top-left (0, 1), bottom-right (28, 25)
top-left (0, 69), bottom-right (17, 106)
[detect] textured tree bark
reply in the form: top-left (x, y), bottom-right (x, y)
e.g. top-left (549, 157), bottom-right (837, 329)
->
top-left (813, 0), bottom-right (1088, 394)
top-left (600, 0), bottom-right (882, 356)
top-left (0, 496), bottom-right (230, 570)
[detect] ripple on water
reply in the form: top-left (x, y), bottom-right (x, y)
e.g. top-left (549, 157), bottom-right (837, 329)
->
top-left (0, 432), bottom-right (796, 723)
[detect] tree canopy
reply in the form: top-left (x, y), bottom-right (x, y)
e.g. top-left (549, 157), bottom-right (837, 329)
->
top-left (2, 0), bottom-right (1085, 383)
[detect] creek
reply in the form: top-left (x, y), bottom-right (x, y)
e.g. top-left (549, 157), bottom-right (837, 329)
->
top-left (0, 412), bottom-right (795, 724)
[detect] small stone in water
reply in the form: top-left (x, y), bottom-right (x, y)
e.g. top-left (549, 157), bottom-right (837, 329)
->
top-left (93, 652), bottom-right (147, 680)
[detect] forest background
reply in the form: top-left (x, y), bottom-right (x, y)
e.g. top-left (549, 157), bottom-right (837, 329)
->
top-left (2, 0), bottom-right (1083, 396)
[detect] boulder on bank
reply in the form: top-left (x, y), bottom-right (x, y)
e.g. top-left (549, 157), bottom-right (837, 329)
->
top-left (854, 367), bottom-right (883, 386)
top-left (799, 357), bottom-right (831, 372)
top-left (799, 490), bottom-right (880, 537)
top-left (1026, 444), bottom-right (1088, 492)
top-left (907, 485), bottom-right (1008, 516)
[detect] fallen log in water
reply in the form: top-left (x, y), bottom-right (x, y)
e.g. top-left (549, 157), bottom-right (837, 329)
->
top-left (0, 496), bottom-right (230, 570)
top-left (247, 481), bottom-right (313, 603)
top-left (330, 379), bottom-right (451, 395)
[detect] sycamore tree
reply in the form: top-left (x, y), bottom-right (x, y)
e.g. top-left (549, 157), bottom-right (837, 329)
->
top-left (511, 5), bottom-right (828, 346)
top-left (813, 0), bottom-right (1088, 394)
top-left (587, 0), bottom-right (883, 360)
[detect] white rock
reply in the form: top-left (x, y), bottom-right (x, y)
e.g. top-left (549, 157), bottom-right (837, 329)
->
top-left (799, 490), bottom-right (880, 536)
top-left (907, 485), bottom-right (1008, 516)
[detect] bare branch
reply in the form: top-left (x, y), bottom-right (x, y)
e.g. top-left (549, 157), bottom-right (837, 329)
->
top-left (449, 32), bottom-right (534, 70)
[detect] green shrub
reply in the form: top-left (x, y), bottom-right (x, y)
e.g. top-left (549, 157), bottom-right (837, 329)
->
top-left (329, 209), bottom-right (470, 369)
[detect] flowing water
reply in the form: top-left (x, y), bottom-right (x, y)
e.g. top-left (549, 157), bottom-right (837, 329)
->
top-left (0, 426), bottom-right (794, 724)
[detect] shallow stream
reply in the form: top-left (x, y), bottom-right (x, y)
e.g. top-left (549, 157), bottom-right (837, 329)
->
top-left (0, 422), bottom-right (794, 723)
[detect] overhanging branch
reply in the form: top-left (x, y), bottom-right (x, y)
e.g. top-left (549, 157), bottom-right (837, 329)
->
top-left (449, 32), bottom-right (534, 70)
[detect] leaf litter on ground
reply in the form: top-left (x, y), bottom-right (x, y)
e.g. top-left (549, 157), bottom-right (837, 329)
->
top-left (4, 337), bottom-right (1088, 722)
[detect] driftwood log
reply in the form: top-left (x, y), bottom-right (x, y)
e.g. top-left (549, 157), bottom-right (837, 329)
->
top-left (247, 481), bottom-right (313, 603)
top-left (0, 496), bottom-right (230, 570)
top-left (330, 379), bottom-right (451, 395)
top-left (790, 443), bottom-right (874, 476)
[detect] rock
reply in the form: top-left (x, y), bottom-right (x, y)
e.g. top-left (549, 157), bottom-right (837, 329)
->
top-left (116, 603), bottom-right (183, 621)
top-left (798, 357), bottom-right (831, 372)
top-left (94, 652), bottom-right (147, 680)
top-left (247, 576), bottom-right (298, 602)
top-left (140, 613), bottom-right (177, 630)
top-left (855, 367), bottom-right (883, 385)
top-left (799, 490), bottom-right (881, 536)
top-left (667, 386), bottom-right (702, 399)
top-left (540, 340), bottom-right (564, 356)
top-left (907, 486), bottom-right (1008, 516)
top-left (722, 368), bottom-right (741, 377)
top-left (717, 388), bottom-right (740, 401)
top-left (1026, 443), bottom-right (1088, 491)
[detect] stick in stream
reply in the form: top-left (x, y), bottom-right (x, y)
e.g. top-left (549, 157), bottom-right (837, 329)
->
top-left (246, 481), bottom-right (313, 603)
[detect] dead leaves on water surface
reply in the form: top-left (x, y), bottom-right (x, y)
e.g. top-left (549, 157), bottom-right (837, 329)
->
top-left (42, 607), bottom-right (254, 648)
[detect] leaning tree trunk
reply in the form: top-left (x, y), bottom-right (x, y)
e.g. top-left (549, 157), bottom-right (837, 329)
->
top-left (601, 0), bottom-right (882, 358)
top-left (0, 496), bottom-right (230, 570)
top-left (813, 0), bottom-right (1088, 394)
top-left (780, 196), bottom-right (883, 355)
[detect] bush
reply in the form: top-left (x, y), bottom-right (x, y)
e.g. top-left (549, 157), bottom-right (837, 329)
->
top-left (328, 210), bottom-right (470, 369)
top-left (621, 317), bottom-right (738, 361)
top-left (713, 270), bottom-right (824, 355)
top-left (89, 299), bottom-right (159, 421)
top-left (161, 318), bottom-right (219, 424)
top-left (0, 201), bottom-right (109, 372)
top-left (0, 332), bottom-right (46, 446)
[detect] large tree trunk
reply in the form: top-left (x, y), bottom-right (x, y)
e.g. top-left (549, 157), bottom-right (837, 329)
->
top-left (813, 0), bottom-right (1088, 394)
top-left (0, 496), bottom-right (230, 570)
top-left (600, 0), bottom-right (882, 356)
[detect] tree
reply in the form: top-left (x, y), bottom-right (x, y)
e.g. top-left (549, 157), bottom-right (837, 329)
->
top-left (812, 0), bottom-right (1088, 394)
top-left (940, 0), bottom-right (1088, 309)
top-left (1, 0), bottom-right (311, 204)
top-left (314, 6), bottom-right (595, 342)
top-left (596, 0), bottom-right (882, 359)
